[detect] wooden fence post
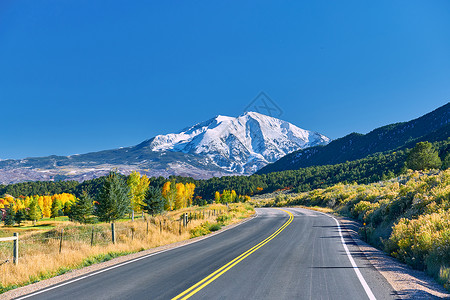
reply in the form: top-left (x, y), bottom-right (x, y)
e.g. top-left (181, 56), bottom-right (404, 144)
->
top-left (111, 223), bottom-right (116, 244)
top-left (91, 227), bottom-right (95, 247)
top-left (13, 233), bottom-right (18, 265)
top-left (59, 229), bottom-right (64, 253)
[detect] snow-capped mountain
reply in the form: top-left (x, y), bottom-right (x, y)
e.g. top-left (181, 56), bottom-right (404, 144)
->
top-left (0, 112), bottom-right (330, 184)
top-left (139, 111), bottom-right (330, 174)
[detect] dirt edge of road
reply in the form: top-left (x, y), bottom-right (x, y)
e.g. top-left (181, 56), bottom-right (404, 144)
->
top-left (338, 217), bottom-right (450, 299)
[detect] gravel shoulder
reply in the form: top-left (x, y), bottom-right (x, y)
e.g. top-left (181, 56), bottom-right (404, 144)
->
top-left (2, 214), bottom-right (256, 300)
top-left (338, 216), bottom-right (450, 299)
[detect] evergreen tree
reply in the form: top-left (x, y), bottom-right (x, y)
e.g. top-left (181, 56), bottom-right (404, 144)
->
top-left (141, 186), bottom-right (165, 216)
top-left (51, 199), bottom-right (62, 219)
top-left (68, 191), bottom-right (94, 224)
top-left (407, 142), bottom-right (442, 170)
top-left (14, 209), bottom-right (25, 226)
top-left (442, 152), bottom-right (450, 169)
top-left (28, 198), bottom-right (42, 225)
top-left (4, 204), bottom-right (15, 226)
top-left (95, 171), bottom-right (131, 223)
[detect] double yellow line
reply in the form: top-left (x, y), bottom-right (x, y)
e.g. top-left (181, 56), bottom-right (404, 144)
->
top-left (172, 209), bottom-right (294, 300)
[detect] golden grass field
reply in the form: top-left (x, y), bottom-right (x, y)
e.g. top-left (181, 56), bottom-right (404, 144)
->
top-left (0, 203), bottom-right (254, 291)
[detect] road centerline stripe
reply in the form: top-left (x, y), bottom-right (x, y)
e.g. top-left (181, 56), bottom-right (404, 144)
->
top-left (172, 209), bottom-right (294, 300)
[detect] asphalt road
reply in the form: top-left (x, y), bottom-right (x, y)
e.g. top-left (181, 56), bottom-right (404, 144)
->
top-left (17, 208), bottom-right (397, 300)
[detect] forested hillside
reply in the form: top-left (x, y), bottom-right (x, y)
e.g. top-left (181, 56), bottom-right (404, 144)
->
top-left (258, 103), bottom-right (449, 174)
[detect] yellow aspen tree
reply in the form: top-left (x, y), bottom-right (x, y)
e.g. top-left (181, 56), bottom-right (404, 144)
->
top-left (127, 171), bottom-right (141, 220)
top-left (162, 181), bottom-right (176, 210)
top-left (38, 196), bottom-right (44, 213)
top-left (175, 183), bottom-right (186, 210)
top-left (43, 196), bottom-right (52, 218)
top-left (231, 190), bottom-right (237, 203)
top-left (215, 191), bottom-right (221, 203)
top-left (136, 174), bottom-right (150, 212)
top-left (185, 183), bottom-right (195, 207)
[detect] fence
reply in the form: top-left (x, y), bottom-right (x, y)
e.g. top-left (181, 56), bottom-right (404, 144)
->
top-left (0, 209), bottom-right (226, 266)
top-left (0, 233), bottom-right (18, 265)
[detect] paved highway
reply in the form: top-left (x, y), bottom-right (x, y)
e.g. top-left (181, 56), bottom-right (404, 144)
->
top-left (17, 208), bottom-right (396, 299)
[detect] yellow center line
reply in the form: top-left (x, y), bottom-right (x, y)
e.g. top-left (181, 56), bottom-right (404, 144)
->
top-left (172, 209), bottom-right (294, 300)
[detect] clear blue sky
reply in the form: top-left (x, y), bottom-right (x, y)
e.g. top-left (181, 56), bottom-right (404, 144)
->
top-left (1, 1), bottom-right (449, 159)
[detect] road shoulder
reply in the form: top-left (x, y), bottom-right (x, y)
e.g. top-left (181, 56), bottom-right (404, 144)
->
top-left (337, 216), bottom-right (450, 299)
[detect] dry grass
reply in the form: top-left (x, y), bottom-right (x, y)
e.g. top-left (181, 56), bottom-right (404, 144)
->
top-left (0, 203), bottom-right (254, 291)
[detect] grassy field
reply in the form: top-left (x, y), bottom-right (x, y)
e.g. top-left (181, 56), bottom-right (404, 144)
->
top-left (0, 203), bottom-right (254, 293)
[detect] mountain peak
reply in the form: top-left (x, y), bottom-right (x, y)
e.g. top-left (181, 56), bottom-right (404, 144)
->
top-left (147, 112), bottom-right (330, 174)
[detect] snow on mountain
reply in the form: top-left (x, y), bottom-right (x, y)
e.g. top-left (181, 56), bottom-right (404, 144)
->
top-left (0, 111), bottom-right (330, 184)
top-left (143, 111), bottom-right (330, 174)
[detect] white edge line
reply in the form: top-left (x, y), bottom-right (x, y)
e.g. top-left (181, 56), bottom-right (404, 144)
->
top-left (288, 208), bottom-right (377, 300)
top-left (15, 211), bottom-right (259, 300)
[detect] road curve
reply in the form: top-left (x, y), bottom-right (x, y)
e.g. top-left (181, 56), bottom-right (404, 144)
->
top-left (16, 208), bottom-right (396, 300)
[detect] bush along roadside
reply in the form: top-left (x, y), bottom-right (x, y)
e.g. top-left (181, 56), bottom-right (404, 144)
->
top-left (285, 169), bottom-right (450, 291)
top-left (190, 203), bottom-right (254, 238)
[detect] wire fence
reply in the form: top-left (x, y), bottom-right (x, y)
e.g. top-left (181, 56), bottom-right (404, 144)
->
top-left (0, 208), bottom-right (227, 266)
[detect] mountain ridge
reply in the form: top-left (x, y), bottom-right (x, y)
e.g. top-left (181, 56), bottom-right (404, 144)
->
top-left (257, 102), bottom-right (449, 174)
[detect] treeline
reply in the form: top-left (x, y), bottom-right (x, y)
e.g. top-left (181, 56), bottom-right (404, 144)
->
top-left (1, 140), bottom-right (449, 201)
top-left (1, 171), bottom-right (198, 226)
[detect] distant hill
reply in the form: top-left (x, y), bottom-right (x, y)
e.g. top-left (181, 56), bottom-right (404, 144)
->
top-left (257, 103), bottom-right (449, 174)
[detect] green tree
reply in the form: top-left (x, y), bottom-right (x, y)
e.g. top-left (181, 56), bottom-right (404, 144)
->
top-left (68, 191), bottom-right (94, 224)
top-left (95, 171), bottom-right (131, 223)
top-left (51, 199), bottom-right (62, 219)
top-left (14, 209), bottom-right (25, 226)
top-left (442, 152), bottom-right (450, 169)
top-left (4, 204), bottom-right (15, 226)
top-left (407, 142), bottom-right (442, 170)
top-left (141, 186), bottom-right (165, 216)
top-left (28, 198), bottom-right (42, 225)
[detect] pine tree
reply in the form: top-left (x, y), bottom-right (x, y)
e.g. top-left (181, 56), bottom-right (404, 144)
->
top-left (4, 204), bottom-right (15, 226)
top-left (68, 191), bottom-right (94, 224)
top-left (442, 152), bottom-right (450, 169)
top-left (141, 186), bottom-right (165, 216)
top-left (95, 171), bottom-right (131, 223)
top-left (28, 198), bottom-right (42, 225)
top-left (407, 142), bottom-right (442, 170)
top-left (51, 199), bottom-right (62, 219)
top-left (14, 209), bottom-right (25, 226)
